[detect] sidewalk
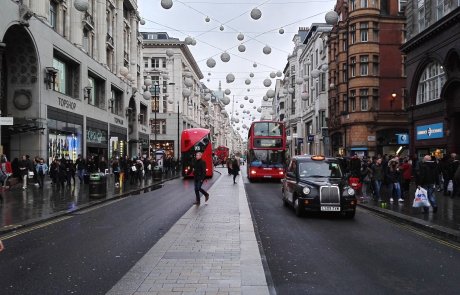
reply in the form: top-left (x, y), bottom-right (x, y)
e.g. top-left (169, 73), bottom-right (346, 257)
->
top-left (357, 182), bottom-right (460, 242)
top-left (107, 168), bottom-right (270, 295)
top-left (0, 171), bottom-right (180, 233)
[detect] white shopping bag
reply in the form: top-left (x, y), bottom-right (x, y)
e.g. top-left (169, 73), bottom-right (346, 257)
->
top-left (413, 186), bottom-right (430, 208)
top-left (447, 180), bottom-right (453, 192)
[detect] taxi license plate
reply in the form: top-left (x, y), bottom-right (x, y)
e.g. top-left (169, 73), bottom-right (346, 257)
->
top-left (263, 175), bottom-right (272, 178)
top-left (321, 206), bottom-right (340, 211)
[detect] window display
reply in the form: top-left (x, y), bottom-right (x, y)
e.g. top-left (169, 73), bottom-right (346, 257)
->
top-left (48, 119), bottom-right (82, 163)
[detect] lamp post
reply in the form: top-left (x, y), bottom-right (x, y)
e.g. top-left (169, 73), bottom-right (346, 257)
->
top-left (151, 82), bottom-right (160, 153)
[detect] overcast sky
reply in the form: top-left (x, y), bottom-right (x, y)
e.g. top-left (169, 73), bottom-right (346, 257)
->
top-left (138, 0), bottom-right (336, 137)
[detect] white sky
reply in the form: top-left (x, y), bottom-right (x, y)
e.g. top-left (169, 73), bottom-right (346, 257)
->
top-left (138, 0), bottom-right (336, 137)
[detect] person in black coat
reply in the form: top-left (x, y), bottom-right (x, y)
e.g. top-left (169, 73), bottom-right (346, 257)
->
top-left (231, 157), bottom-right (240, 184)
top-left (416, 155), bottom-right (439, 213)
top-left (192, 152), bottom-right (209, 205)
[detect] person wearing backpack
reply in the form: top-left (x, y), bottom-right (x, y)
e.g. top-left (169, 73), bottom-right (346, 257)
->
top-left (35, 158), bottom-right (49, 189)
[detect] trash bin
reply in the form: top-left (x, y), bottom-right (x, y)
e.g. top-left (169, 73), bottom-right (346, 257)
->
top-left (153, 166), bottom-right (162, 181)
top-left (89, 173), bottom-right (107, 198)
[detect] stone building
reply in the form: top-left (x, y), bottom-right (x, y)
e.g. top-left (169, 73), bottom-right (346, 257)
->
top-left (0, 0), bottom-right (144, 163)
top-left (401, 1), bottom-right (460, 157)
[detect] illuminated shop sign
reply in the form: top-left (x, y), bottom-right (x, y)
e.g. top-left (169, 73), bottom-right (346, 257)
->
top-left (416, 123), bottom-right (443, 140)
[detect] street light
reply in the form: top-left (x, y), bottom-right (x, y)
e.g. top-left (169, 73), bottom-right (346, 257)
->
top-left (390, 91), bottom-right (397, 109)
top-left (167, 82), bottom-right (179, 160)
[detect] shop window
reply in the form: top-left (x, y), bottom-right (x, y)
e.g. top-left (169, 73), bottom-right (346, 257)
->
top-left (88, 73), bottom-right (106, 109)
top-left (139, 103), bottom-right (148, 125)
top-left (47, 119), bottom-right (82, 163)
top-left (110, 86), bottom-right (123, 116)
top-left (53, 53), bottom-right (80, 98)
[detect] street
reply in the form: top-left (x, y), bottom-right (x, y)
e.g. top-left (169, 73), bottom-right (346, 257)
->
top-left (0, 176), bottom-right (216, 295)
top-left (244, 177), bottom-right (460, 295)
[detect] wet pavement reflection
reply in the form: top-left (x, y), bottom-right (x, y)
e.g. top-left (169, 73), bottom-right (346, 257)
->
top-left (0, 171), bottom-right (179, 231)
top-left (357, 182), bottom-right (460, 231)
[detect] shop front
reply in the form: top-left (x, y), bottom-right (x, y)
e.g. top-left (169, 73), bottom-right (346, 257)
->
top-left (376, 128), bottom-right (410, 158)
top-left (150, 140), bottom-right (175, 158)
top-left (86, 118), bottom-right (108, 163)
top-left (47, 107), bottom-right (83, 164)
top-left (109, 124), bottom-right (127, 160)
top-left (138, 132), bottom-right (149, 158)
top-left (414, 122), bottom-right (446, 159)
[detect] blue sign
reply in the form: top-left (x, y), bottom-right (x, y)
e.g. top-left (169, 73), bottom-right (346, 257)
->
top-left (396, 133), bottom-right (409, 145)
top-left (307, 135), bottom-right (314, 142)
top-left (416, 123), bottom-right (444, 140)
top-left (297, 138), bottom-right (304, 144)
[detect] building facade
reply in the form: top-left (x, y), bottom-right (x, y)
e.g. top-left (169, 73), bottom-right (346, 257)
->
top-left (0, 0), bottom-right (145, 164)
top-left (327, 0), bottom-right (408, 158)
top-left (401, 1), bottom-right (460, 158)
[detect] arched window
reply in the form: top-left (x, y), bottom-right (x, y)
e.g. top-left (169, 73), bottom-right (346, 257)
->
top-left (416, 62), bottom-right (446, 105)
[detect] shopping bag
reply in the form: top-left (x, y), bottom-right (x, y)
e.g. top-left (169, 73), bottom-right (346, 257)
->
top-left (413, 186), bottom-right (430, 208)
top-left (447, 180), bottom-right (453, 193)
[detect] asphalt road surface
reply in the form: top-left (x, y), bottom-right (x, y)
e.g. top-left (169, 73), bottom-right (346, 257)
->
top-left (0, 175), bottom-right (218, 295)
top-left (244, 178), bottom-right (460, 295)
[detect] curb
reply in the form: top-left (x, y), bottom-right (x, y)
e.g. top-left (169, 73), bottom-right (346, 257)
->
top-left (0, 174), bottom-right (182, 236)
top-left (357, 203), bottom-right (460, 243)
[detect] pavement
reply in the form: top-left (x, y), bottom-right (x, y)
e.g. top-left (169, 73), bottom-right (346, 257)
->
top-left (1, 167), bottom-right (460, 293)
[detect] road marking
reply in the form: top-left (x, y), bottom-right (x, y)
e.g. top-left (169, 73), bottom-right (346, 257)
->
top-left (0, 216), bottom-right (73, 240)
top-left (72, 198), bottom-right (125, 214)
top-left (363, 209), bottom-right (460, 251)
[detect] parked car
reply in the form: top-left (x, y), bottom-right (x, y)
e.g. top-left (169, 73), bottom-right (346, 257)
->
top-left (282, 155), bottom-right (357, 218)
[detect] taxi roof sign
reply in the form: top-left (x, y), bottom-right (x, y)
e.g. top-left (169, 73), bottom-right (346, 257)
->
top-left (311, 155), bottom-right (325, 161)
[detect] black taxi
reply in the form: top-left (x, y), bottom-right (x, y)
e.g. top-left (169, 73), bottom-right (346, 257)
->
top-left (281, 155), bottom-right (357, 218)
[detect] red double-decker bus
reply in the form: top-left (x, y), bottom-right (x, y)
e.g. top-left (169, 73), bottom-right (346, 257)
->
top-left (247, 121), bottom-right (286, 182)
top-left (214, 146), bottom-right (229, 165)
top-left (181, 128), bottom-right (214, 178)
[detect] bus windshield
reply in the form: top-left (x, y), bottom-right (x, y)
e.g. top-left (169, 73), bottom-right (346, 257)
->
top-left (253, 122), bottom-right (282, 136)
top-left (249, 149), bottom-right (285, 168)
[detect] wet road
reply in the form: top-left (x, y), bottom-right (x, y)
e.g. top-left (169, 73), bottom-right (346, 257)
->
top-left (0, 175), bottom-right (218, 295)
top-left (244, 178), bottom-right (460, 295)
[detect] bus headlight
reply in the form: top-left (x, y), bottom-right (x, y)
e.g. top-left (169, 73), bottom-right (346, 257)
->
top-left (302, 187), bottom-right (311, 195)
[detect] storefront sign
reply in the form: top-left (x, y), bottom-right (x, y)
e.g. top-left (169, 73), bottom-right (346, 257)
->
top-left (0, 117), bottom-right (14, 125)
top-left (396, 133), bottom-right (409, 144)
top-left (416, 123), bottom-right (443, 140)
top-left (87, 128), bottom-right (107, 144)
top-left (114, 117), bottom-right (124, 125)
top-left (307, 135), bottom-right (314, 142)
top-left (141, 126), bottom-right (147, 133)
top-left (58, 97), bottom-right (77, 110)
top-left (367, 136), bottom-right (376, 142)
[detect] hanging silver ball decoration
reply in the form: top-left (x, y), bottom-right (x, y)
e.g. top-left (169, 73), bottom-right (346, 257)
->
top-left (220, 25), bottom-right (224, 31)
top-left (263, 79), bottom-right (272, 87)
top-left (240, 104), bottom-right (244, 108)
top-left (166, 49), bottom-right (174, 57)
top-left (325, 10), bottom-right (339, 25)
top-left (257, 107), bottom-right (262, 113)
top-left (263, 96), bottom-right (269, 101)
top-left (224, 89), bottom-right (231, 95)
top-left (140, 19), bottom-right (146, 25)
top-left (184, 77), bottom-right (194, 87)
top-left (205, 16), bottom-right (210, 22)
top-left (276, 71), bottom-right (282, 77)
top-left (295, 77), bottom-right (304, 85)
top-left (263, 45), bottom-right (272, 55)
top-left (185, 36), bottom-right (193, 45)
top-left (244, 96), bottom-right (249, 100)
top-left (204, 94), bottom-right (211, 101)
top-left (245, 79), bottom-right (251, 85)
top-left (247, 88), bottom-right (251, 92)
top-left (266, 89), bottom-right (275, 98)
top-left (206, 58), bottom-right (216, 68)
top-left (311, 69), bottom-right (321, 78)
top-left (226, 73), bottom-right (235, 83)
top-left (221, 52), bottom-right (231, 62)
top-left (207, 78), bottom-right (210, 82)
top-left (253, 63), bottom-right (257, 68)
top-left (221, 96), bottom-right (230, 105)
top-left (74, 0), bottom-right (89, 11)
top-left (161, 0), bottom-right (173, 9)
top-left (270, 110), bottom-right (275, 115)
top-left (249, 72), bottom-right (254, 78)
top-left (250, 8), bottom-right (262, 20)
top-left (249, 98), bottom-right (254, 103)
top-left (270, 72), bottom-right (276, 79)
top-left (301, 92), bottom-right (309, 101)
top-left (191, 39), bottom-right (197, 46)
top-left (167, 98), bottom-right (174, 104)
top-left (182, 88), bottom-right (191, 97)
top-left (253, 106), bottom-right (256, 109)
top-left (279, 28), bottom-right (285, 34)
top-left (321, 64), bottom-right (329, 72)
top-left (238, 44), bottom-right (246, 52)
top-left (237, 33), bottom-right (245, 41)
top-left (208, 72), bottom-right (212, 76)
top-left (303, 75), bottom-right (309, 81)
top-left (288, 88), bottom-right (295, 94)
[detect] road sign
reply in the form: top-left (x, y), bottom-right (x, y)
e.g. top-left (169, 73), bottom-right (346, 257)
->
top-left (0, 117), bottom-right (13, 125)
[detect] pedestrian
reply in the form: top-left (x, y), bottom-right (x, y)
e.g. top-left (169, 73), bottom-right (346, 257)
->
top-left (416, 154), bottom-right (439, 213)
top-left (49, 158), bottom-right (59, 185)
top-left (57, 159), bottom-right (67, 190)
top-left (191, 152), bottom-right (209, 205)
top-left (75, 154), bottom-right (86, 184)
top-left (35, 158), bottom-right (48, 189)
top-left (112, 158), bottom-right (120, 187)
top-left (18, 155), bottom-right (30, 190)
top-left (400, 157), bottom-right (412, 199)
top-left (450, 153), bottom-right (460, 198)
top-left (226, 157), bottom-right (233, 175)
top-left (0, 240), bottom-right (4, 252)
top-left (371, 158), bottom-right (384, 201)
top-left (65, 157), bottom-right (75, 185)
top-left (99, 156), bottom-right (108, 173)
top-left (361, 158), bottom-right (373, 199)
top-left (0, 155), bottom-right (13, 188)
top-left (231, 156), bottom-right (240, 184)
top-left (386, 158), bottom-right (402, 202)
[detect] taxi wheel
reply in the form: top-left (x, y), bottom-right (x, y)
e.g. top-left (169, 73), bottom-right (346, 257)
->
top-left (294, 198), bottom-right (304, 217)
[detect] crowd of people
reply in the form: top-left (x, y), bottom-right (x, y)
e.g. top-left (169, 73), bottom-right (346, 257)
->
top-left (339, 152), bottom-right (460, 213)
top-left (0, 153), bottom-right (181, 190)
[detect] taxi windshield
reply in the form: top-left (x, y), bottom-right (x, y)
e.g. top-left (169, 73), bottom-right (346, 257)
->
top-left (298, 161), bottom-right (342, 178)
